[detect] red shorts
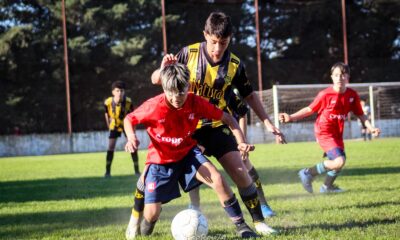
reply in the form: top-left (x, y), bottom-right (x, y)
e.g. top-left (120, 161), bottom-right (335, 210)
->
top-left (316, 134), bottom-right (344, 153)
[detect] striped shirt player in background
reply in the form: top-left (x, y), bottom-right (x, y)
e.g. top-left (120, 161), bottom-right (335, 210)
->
top-left (279, 62), bottom-right (381, 194)
top-left (104, 81), bottom-right (140, 178)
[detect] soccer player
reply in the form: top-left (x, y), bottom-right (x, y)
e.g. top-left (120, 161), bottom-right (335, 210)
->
top-left (190, 89), bottom-right (276, 217)
top-left (124, 63), bottom-right (258, 239)
top-left (230, 89), bottom-right (276, 217)
top-left (279, 62), bottom-right (381, 193)
top-left (359, 99), bottom-right (372, 141)
top-left (151, 11), bottom-right (284, 233)
top-left (104, 81), bottom-right (140, 177)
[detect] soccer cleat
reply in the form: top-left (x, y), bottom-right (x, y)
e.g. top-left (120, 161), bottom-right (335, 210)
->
top-left (320, 184), bottom-right (345, 193)
top-left (261, 204), bottom-right (276, 218)
top-left (235, 222), bottom-right (259, 238)
top-left (254, 221), bottom-right (278, 235)
top-left (104, 172), bottom-right (111, 178)
top-left (125, 214), bottom-right (142, 240)
top-left (298, 168), bottom-right (314, 193)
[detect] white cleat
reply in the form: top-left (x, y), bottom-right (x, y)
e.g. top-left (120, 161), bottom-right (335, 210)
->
top-left (254, 222), bottom-right (278, 235)
top-left (125, 214), bottom-right (142, 240)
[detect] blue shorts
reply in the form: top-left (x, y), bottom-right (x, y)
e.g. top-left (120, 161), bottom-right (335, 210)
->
top-left (326, 147), bottom-right (346, 160)
top-left (144, 147), bottom-right (208, 204)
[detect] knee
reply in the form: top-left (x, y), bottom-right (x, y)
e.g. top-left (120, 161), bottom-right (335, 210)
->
top-left (332, 157), bottom-right (346, 170)
top-left (144, 208), bottom-right (160, 222)
top-left (211, 172), bottom-right (225, 189)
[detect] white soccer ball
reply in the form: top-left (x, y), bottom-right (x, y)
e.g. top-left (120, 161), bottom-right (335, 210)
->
top-left (171, 209), bottom-right (208, 240)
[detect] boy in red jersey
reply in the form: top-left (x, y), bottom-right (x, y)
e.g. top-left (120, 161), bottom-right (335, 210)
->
top-left (279, 62), bottom-right (380, 193)
top-left (124, 63), bottom-right (258, 239)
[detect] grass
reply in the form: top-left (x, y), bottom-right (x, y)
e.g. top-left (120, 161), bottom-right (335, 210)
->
top-left (1, 138), bottom-right (399, 239)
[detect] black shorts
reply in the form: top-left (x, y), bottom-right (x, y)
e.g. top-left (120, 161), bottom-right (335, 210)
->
top-left (192, 125), bottom-right (238, 160)
top-left (108, 130), bottom-right (124, 139)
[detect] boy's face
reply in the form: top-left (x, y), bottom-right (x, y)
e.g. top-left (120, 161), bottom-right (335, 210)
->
top-left (112, 87), bottom-right (125, 101)
top-left (164, 87), bottom-right (189, 109)
top-left (203, 32), bottom-right (231, 62)
top-left (331, 67), bottom-right (349, 89)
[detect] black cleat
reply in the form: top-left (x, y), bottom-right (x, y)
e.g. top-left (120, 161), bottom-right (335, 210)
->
top-left (236, 222), bottom-right (259, 238)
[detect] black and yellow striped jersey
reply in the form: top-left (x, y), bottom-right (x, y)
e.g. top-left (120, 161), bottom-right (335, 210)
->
top-left (176, 42), bottom-right (253, 128)
top-left (104, 96), bottom-right (133, 132)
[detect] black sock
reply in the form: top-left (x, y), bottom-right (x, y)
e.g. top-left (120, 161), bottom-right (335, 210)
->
top-left (239, 184), bottom-right (264, 222)
top-left (324, 170), bottom-right (340, 187)
top-left (248, 167), bottom-right (267, 205)
top-left (131, 152), bottom-right (140, 174)
top-left (140, 219), bottom-right (157, 236)
top-left (223, 194), bottom-right (245, 225)
top-left (106, 150), bottom-right (114, 174)
top-left (133, 179), bottom-right (145, 212)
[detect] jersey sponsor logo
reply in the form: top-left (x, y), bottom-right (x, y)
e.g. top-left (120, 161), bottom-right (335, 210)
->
top-left (147, 182), bottom-right (156, 193)
top-left (224, 75), bottom-right (232, 85)
top-left (230, 58), bottom-right (239, 65)
top-left (331, 100), bottom-right (336, 104)
top-left (329, 114), bottom-right (347, 120)
top-left (190, 82), bottom-right (223, 100)
top-left (156, 134), bottom-right (184, 145)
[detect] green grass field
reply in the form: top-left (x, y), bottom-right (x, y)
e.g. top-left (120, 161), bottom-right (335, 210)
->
top-left (1, 138), bottom-right (399, 239)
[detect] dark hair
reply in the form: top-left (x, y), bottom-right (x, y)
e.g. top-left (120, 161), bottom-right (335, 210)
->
top-left (160, 63), bottom-right (190, 93)
top-left (330, 62), bottom-right (350, 75)
top-left (111, 80), bottom-right (126, 90)
top-left (204, 11), bottom-right (233, 38)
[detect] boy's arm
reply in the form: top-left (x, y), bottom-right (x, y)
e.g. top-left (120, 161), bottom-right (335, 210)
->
top-left (151, 53), bottom-right (178, 85)
top-left (221, 112), bottom-right (255, 159)
top-left (104, 113), bottom-right (110, 128)
top-left (123, 117), bottom-right (140, 153)
top-left (279, 107), bottom-right (313, 123)
top-left (357, 114), bottom-right (381, 136)
top-left (244, 92), bottom-right (286, 143)
top-left (239, 116), bottom-right (247, 138)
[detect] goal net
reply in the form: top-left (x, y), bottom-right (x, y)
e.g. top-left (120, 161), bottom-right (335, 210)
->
top-left (248, 82), bottom-right (400, 143)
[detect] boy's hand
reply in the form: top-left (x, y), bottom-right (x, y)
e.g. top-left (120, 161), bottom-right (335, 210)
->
top-left (371, 127), bottom-right (381, 137)
top-left (237, 143), bottom-right (255, 160)
top-left (160, 53), bottom-right (177, 69)
top-left (125, 138), bottom-right (140, 153)
top-left (265, 124), bottom-right (287, 144)
top-left (279, 113), bottom-right (291, 123)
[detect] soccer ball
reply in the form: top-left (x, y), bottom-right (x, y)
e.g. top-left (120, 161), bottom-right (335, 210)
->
top-left (171, 209), bottom-right (208, 240)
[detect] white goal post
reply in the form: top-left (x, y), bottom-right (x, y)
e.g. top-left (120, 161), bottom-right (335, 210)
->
top-left (272, 82), bottom-right (400, 129)
top-left (247, 82), bottom-right (400, 143)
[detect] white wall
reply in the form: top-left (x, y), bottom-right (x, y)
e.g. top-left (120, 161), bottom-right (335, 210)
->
top-left (1, 119), bottom-right (398, 157)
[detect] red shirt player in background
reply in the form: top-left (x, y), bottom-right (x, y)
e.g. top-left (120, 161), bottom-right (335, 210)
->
top-left (124, 63), bottom-right (259, 239)
top-left (279, 62), bottom-right (380, 194)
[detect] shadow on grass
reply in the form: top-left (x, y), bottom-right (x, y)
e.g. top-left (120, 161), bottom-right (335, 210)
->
top-left (1, 166), bottom-right (399, 203)
top-left (0, 175), bottom-right (138, 203)
top-left (0, 203), bottom-right (238, 239)
top-left (278, 217), bottom-right (399, 233)
top-left (237, 166), bottom-right (400, 186)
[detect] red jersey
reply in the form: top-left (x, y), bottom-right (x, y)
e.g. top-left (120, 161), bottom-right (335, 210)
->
top-left (125, 93), bottom-right (223, 165)
top-left (308, 87), bottom-right (364, 151)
